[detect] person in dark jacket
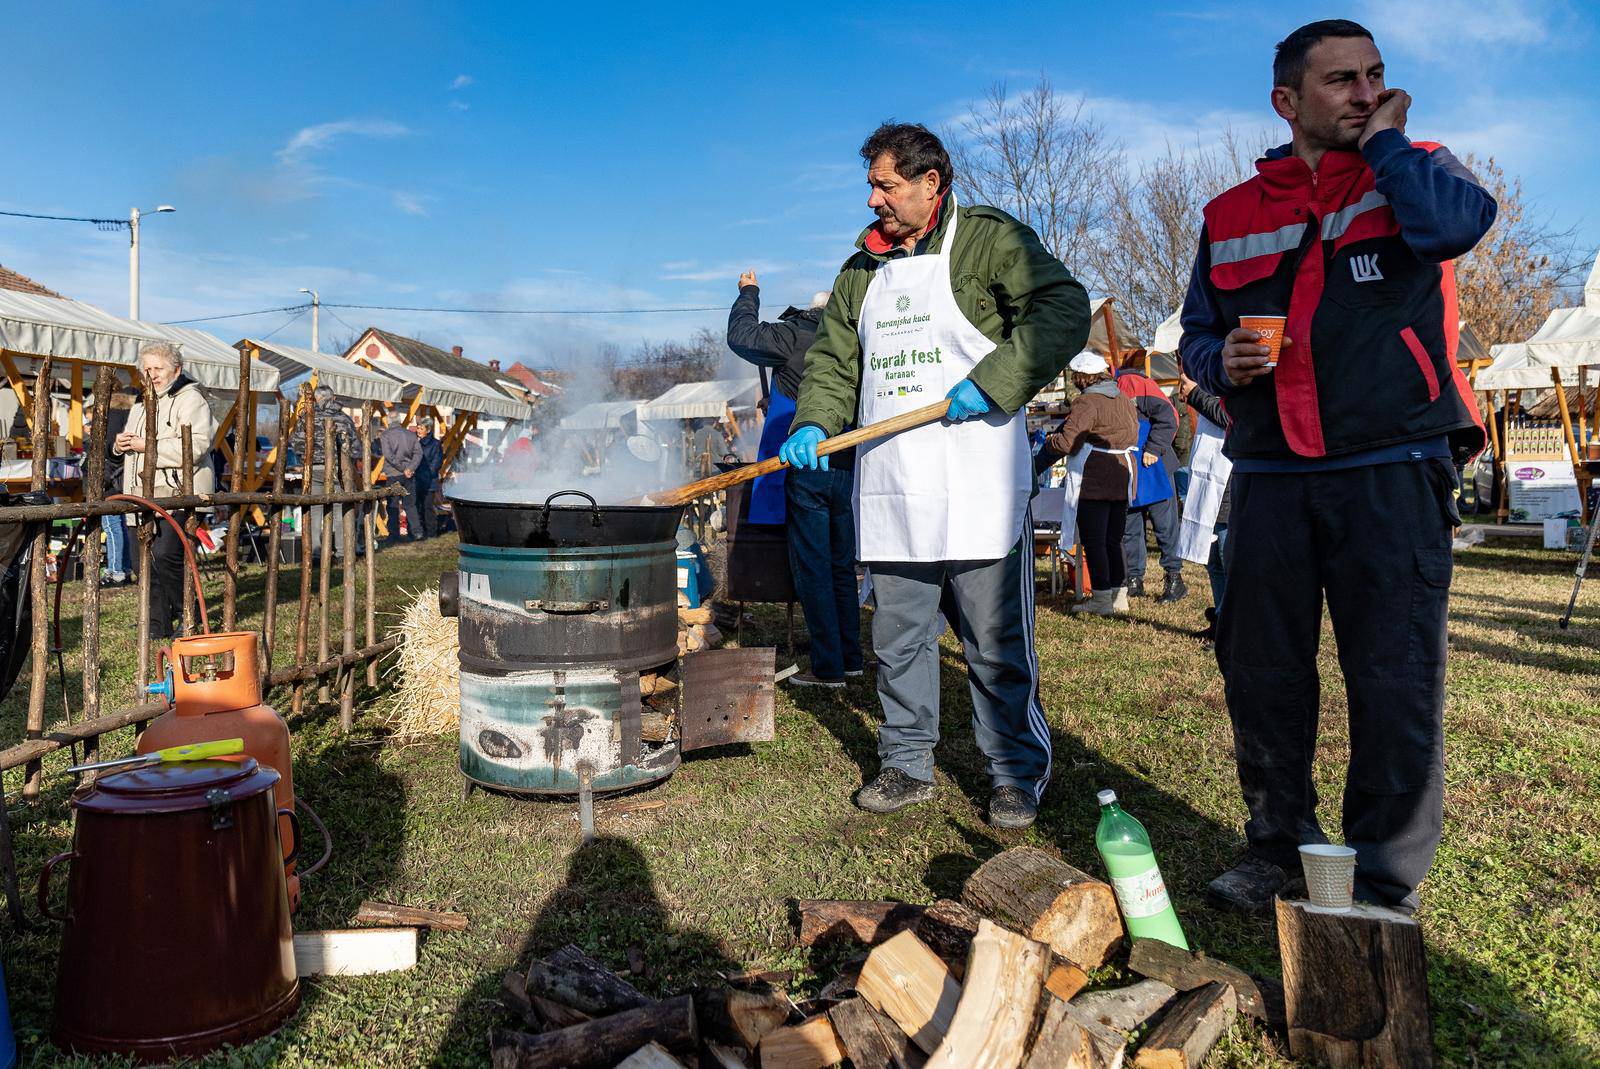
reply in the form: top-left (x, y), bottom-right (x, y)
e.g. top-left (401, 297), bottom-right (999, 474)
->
top-left (727, 273), bottom-right (863, 686)
top-left (1036, 352), bottom-right (1140, 615)
top-left (1177, 374), bottom-right (1231, 641)
top-left (1116, 369), bottom-right (1186, 602)
top-left (1179, 19), bottom-right (1493, 914)
top-left (306, 385), bottom-right (364, 559)
top-left (414, 417), bottom-right (444, 539)
top-left (96, 392), bottom-right (136, 585)
top-left (378, 415), bottom-right (423, 543)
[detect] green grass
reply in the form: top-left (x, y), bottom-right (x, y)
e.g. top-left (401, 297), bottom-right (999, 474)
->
top-left (1, 533), bottom-right (1596, 1067)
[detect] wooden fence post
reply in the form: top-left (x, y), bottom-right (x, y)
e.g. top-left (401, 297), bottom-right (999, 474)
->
top-left (135, 372), bottom-right (157, 694)
top-left (80, 368), bottom-right (113, 766)
top-left (180, 426), bottom-right (196, 636)
top-left (223, 347), bottom-right (251, 631)
top-left (293, 385), bottom-right (314, 716)
top-left (317, 420), bottom-right (334, 706)
top-left (262, 397), bottom-right (288, 679)
top-left (340, 448), bottom-right (358, 732)
top-left (362, 403), bottom-right (378, 688)
top-left (23, 354), bottom-right (53, 801)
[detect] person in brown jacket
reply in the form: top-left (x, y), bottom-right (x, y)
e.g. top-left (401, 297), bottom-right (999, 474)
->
top-left (1036, 351), bottom-right (1140, 615)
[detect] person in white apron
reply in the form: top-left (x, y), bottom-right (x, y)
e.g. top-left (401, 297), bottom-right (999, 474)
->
top-left (1035, 352), bottom-right (1141, 615)
top-left (781, 122), bottom-right (1091, 830)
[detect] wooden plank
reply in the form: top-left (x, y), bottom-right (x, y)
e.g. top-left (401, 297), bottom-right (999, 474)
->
top-left (757, 1015), bottom-right (846, 1069)
top-left (857, 930), bottom-right (962, 1056)
top-left (1276, 899), bottom-right (1434, 1068)
top-left (961, 848), bottom-right (1122, 970)
top-left (293, 928), bottom-right (418, 976)
top-left (926, 919), bottom-right (1048, 1069)
top-left (1131, 982), bottom-right (1236, 1069)
top-left (68, 362), bottom-right (83, 447)
top-left (354, 900), bottom-right (469, 931)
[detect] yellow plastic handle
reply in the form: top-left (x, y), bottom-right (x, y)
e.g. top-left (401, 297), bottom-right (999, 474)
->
top-left (156, 738), bottom-right (245, 762)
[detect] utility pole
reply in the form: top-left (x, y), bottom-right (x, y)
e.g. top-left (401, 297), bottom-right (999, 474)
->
top-left (299, 288), bottom-right (320, 351)
top-left (128, 204), bottom-right (176, 320)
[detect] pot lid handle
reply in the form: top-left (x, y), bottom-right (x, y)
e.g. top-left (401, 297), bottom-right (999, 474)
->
top-left (542, 489), bottom-right (603, 528)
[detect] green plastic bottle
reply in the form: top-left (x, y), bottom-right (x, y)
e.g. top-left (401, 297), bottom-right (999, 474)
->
top-left (1095, 789), bottom-right (1189, 950)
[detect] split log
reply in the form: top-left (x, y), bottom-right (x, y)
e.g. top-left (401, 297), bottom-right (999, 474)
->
top-left (1073, 979), bottom-right (1177, 1034)
top-left (678, 605), bottom-right (712, 625)
top-left (794, 898), bottom-right (925, 947)
top-left (1131, 982), bottom-right (1236, 1069)
top-left (616, 1042), bottom-right (686, 1069)
top-left (1047, 961), bottom-right (1092, 1002)
top-left (915, 898), bottom-right (1088, 998)
top-left (927, 919), bottom-right (1048, 1069)
top-left (489, 995), bottom-right (697, 1069)
top-left (526, 943), bottom-right (651, 1017)
top-left (501, 970), bottom-right (540, 1030)
top-left (1276, 899), bottom-right (1434, 1068)
top-left (830, 997), bottom-right (904, 1069)
top-left (1021, 996), bottom-right (1120, 1069)
top-left (856, 930), bottom-right (962, 1055)
top-left (356, 900), bottom-right (469, 931)
top-left (695, 983), bottom-right (796, 1049)
top-left (1127, 939), bottom-right (1271, 1024)
top-left (960, 848), bottom-right (1122, 969)
top-left (703, 1041), bottom-right (753, 1069)
top-left (530, 996), bottom-right (590, 1030)
top-left (640, 710), bottom-right (675, 742)
top-left (757, 1015), bottom-right (846, 1069)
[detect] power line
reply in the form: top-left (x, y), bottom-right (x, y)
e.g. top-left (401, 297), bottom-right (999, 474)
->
top-left (323, 301), bottom-right (723, 316)
top-left (164, 303), bottom-right (312, 325)
top-left (322, 306), bottom-right (362, 338)
top-left (0, 208), bottom-right (127, 231)
top-left (257, 308), bottom-right (309, 342)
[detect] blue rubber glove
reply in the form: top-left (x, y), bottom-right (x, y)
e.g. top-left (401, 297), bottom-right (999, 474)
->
top-left (945, 379), bottom-right (992, 422)
top-left (779, 425), bottom-right (828, 471)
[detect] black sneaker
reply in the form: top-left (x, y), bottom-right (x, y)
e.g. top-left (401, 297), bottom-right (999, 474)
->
top-left (1156, 571), bottom-right (1188, 604)
top-left (854, 768), bottom-right (935, 814)
top-left (988, 786), bottom-right (1037, 830)
top-left (1126, 576), bottom-right (1146, 598)
top-left (1207, 855), bottom-right (1290, 913)
top-left (786, 671), bottom-right (845, 690)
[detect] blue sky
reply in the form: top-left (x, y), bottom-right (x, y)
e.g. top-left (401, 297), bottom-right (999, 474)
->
top-left (2, 1), bottom-right (1594, 369)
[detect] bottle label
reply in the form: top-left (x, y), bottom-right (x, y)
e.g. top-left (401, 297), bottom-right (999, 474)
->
top-left (1111, 865), bottom-right (1172, 919)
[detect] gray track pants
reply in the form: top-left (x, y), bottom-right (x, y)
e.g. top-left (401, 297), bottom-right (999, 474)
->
top-left (867, 522), bottom-right (1052, 801)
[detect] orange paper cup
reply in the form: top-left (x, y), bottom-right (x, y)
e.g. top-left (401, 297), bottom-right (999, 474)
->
top-left (1241, 315), bottom-right (1286, 367)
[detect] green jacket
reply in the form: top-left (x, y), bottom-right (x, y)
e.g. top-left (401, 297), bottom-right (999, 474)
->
top-left (793, 200), bottom-right (1091, 436)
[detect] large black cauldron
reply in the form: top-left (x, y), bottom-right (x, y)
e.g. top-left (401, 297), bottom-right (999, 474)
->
top-left (447, 489), bottom-right (684, 549)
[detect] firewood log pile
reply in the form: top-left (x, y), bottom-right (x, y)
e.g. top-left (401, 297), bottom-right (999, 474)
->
top-left (487, 846), bottom-right (1296, 1069)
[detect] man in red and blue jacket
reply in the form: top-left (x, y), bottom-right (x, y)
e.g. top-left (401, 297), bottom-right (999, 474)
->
top-left (1179, 19), bottom-right (1494, 914)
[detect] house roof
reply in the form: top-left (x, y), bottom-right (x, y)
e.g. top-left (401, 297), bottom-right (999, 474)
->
top-left (349, 327), bottom-right (520, 398)
top-left (503, 361), bottom-right (562, 397)
top-left (0, 264), bottom-right (62, 299)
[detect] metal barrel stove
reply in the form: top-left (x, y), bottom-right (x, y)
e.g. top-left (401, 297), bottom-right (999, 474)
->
top-left (442, 489), bottom-right (774, 812)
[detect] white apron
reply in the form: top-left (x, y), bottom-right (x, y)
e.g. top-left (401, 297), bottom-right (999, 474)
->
top-left (1177, 413), bottom-right (1233, 565)
top-left (854, 198), bottom-right (1032, 562)
top-left (1057, 443), bottom-right (1138, 549)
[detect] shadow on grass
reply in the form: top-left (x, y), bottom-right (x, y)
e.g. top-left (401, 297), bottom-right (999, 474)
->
top-left (431, 834), bottom-right (743, 1067)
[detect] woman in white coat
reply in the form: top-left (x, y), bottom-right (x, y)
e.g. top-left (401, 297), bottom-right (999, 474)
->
top-left (113, 342), bottom-right (216, 637)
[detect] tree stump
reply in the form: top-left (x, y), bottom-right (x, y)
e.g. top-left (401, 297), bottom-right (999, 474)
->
top-left (1275, 899), bottom-right (1434, 1068)
top-left (961, 848), bottom-right (1122, 969)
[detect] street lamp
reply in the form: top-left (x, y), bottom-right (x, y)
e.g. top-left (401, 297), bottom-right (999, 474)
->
top-left (128, 204), bottom-right (176, 319)
top-left (299, 288), bottom-right (320, 352)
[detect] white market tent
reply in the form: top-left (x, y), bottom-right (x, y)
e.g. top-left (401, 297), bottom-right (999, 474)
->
top-left (364, 360), bottom-right (530, 420)
top-left (243, 339), bottom-right (403, 404)
top-left (1086, 297), bottom-right (1141, 357)
top-left (636, 378), bottom-right (759, 422)
top-left (560, 400), bottom-right (642, 431)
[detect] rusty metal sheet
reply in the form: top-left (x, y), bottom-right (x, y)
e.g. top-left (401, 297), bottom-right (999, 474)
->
top-left (679, 647), bottom-right (776, 751)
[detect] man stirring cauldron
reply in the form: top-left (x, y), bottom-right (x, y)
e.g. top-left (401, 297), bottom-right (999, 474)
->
top-left (782, 123), bottom-right (1089, 829)
top-left (1180, 20), bottom-right (1493, 912)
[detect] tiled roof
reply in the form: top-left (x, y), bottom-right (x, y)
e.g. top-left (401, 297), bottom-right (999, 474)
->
top-left (503, 361), bottom-right (562, 397)
top-left (0, 264), bottom-right (62, 298)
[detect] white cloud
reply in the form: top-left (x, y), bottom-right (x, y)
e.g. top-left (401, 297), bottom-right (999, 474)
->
top-left (1358, 0), bottom-right (1573, 58)
top-left (660, 261), bottom-right (785, 283)
top-left (275, 119), bottom-right (411, 167)
top-left (391, 191), bottom-right (427, 216)
top-left (450, 74), bottom-right (474, 90)
top-left (448, 100), bottom-right (470, 113)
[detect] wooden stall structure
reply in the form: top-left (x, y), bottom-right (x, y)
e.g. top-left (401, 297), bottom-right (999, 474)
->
top-left (636, 379), bottom-right (761, 475)
top-left (357, 358), bottom-right (530, 482)
top-left (0, 304), bottom-right (404, 926)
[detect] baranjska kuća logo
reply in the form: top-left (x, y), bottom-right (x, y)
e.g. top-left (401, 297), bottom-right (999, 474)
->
top-left (896, 294), bottom-right (911, 313)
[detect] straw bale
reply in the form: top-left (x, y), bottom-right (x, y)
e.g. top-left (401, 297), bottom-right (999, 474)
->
top-left (382, 586), bottom-right (460, 737)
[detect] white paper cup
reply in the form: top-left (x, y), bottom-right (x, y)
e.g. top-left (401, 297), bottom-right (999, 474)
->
top-left (1299, 844), bottom-right (1357, 911)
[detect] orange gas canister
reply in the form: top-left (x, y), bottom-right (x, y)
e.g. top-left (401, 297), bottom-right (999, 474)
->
top-left (137, 632), bottom-right (300, 909)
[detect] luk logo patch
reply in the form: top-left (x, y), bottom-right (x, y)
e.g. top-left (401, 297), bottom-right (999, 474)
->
top-left (1350, 253), bottom-right (1383, 283)
top-left (895, 294), bottom-right (911, 312)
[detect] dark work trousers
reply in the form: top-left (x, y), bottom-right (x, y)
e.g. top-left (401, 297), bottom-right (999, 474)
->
top-left (148, 517), bottom-right (188, 639)
top-left (868, 515), bottom-right (1052, 802)
top-left (785, 466), bottom-right (863, 679)
top-left (1123, 492), bottom-right (1182, 581)
top-left (386, 475), bottom-right (421, 541)
top-left (415, 478), bottom-right (438, 538)
top-left (1206, 524), bottom-right (1230, 611)
top-left (1217, 459), bottom-right (1458, 910)
top-left (1078, 498), bottom-right (1129, 590)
